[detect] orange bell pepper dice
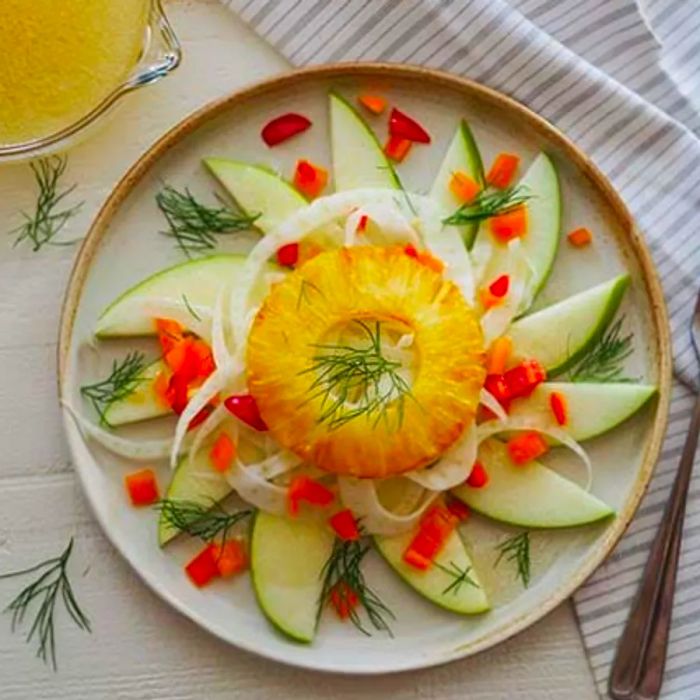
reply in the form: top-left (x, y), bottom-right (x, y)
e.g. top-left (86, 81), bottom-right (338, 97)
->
top-left (486, 152), bottom-right (520, 189)
top-left (507, 432), bottom-right (549, 465)
top-left (568, 227), bottom-right (593, 247)
top-left (358, 94), bottom-right (387, 115)
top-left (209, 432), bottom-right (236, 473)
top-left (449, 170), bottom-right (481, 203)
top-left (293, 159), bottom-right (328, 199)
top-left (489, 204), bottom-right (527, 243)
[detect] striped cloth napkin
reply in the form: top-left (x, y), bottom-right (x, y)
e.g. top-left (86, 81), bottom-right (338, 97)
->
top-left (223, 1), bottom-right (700, 696)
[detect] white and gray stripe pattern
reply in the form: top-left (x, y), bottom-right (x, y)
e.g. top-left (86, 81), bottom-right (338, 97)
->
top-left (224, 0), bottom-right (700, 696)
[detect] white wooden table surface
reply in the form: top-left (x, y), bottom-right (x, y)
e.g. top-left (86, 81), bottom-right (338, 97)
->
top-left (0, 2), bottom-right (599, 697)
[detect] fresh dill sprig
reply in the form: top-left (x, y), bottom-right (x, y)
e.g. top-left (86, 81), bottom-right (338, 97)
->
top-left (301, 320), bottom-right (415, 431)
top-left (296, 278), bottom-right (324, 310)
top-left (442, 186), bottom-right (531, 226)
top-left (436, 561), bottom-right (480, 596)
top-left (80, 352), bottom-right (148, 427)
top-left (156, 184), bottom-right (259, 257)
top-left (319, 536), bottom-right (394, 637)
top-left (155, 499), bottom-right (252, 543)
top-left (182, 293), bottom-right (202, 321)
top-left (0, 538), bottom-right (91, 670)
top-left (495, 531), bottom-right (531, 588)
top-left (9, 156), bottom-right (83, 252)
top-left (567, 317), bottom-right (634, 383)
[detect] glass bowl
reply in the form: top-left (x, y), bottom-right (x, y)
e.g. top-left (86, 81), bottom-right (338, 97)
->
top-left (0, 0), bottom-right (181, 163)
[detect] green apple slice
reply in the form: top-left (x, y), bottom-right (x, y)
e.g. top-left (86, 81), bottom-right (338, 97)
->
top-left (101, 359), bottom-right (170, 426)
top-left (476, 153), bottom-right (561, 310)
top-left (95, 255), bottom-right (272, 338)
top-left (429, 120), bottom-right (484, 248)
top-left (251, 512), bottom-right (334, 643)
top-left (374, 529), bottom-right (489, 614)
top-left (507, 381), bottom-right (656, 442)
top-left (451, 439), bottom-right (614, 528)
top-left (158, 451), bottom-right (232, 546)
top-left (203, 159), bottom-right (307, 233)
top-left (508, 274), bottom-right (630, 374)
top-left (330, 92), bottom-right (400, 191)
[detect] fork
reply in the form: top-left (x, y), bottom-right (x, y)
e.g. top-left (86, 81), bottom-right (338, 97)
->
top-left (609, 289), bottom-right (700, 700)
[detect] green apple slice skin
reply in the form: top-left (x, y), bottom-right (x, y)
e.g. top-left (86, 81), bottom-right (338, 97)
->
top-left (251, 512), bottom-right (334, 643)
top-left (203, 158), bottom-right (307, 234)
top-left (430, 120), bottom-right (484, 248)
top-left (451, 439), bottom-right (614, 529)
top-left (374, 530), bottom-right (490, 614)
top-left (507, 382), bottom-right (657, 442)
top-left (476, 153), bottom-right (561, 311)
top-left (508, 274), bottom-right (630, 375)
top-left (95, 255), bottom-right (274, 338)
top-left (330, 92), bottom-right (400, 191)
top-left (158, 452), bottom-right (233, 546)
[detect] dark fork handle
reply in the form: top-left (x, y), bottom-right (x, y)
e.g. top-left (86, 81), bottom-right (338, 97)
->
top-left (609, 392), bottom-right (700, 700)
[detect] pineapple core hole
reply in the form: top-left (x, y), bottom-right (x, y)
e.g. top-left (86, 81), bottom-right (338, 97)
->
top-left (310, 317), bottom-right (418, 416)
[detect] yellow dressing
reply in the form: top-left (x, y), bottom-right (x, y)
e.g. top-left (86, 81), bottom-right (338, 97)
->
top-left (0, 0), bottom-right (150, 146)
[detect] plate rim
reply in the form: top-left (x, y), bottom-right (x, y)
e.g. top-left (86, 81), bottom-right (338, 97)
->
top-left (57, 62), bottom-right (672, 675)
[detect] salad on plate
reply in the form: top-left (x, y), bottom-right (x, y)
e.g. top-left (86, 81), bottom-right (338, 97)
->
top-left (67, 90), bottom-right (657, 643)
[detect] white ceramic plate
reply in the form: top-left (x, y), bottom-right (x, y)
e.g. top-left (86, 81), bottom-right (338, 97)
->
top-left (58, 64), bottom-right (671, 674)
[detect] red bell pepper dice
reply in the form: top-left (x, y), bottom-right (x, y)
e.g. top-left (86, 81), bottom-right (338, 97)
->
top-left (185, 545), bottom-right (220, 587)
top-left (261, 113), bottom-right (312, 146)
top-left (329, 581), bottom-right (359, 619)
top-left (489, 274), bottom-right (510, 298)
top-left (502, 359), bottom-right (546, 400)
top-left (125, 469), bottom-right (159, 506)
top-left (402, 505), bottom-right (457, 570)
top-left (549, 391), bottom-right (568, 426)
top-left (446, 497), bottom-right (471, 520)
top-left (224, 394), bottom-right (268, 431)
top-left (276, 242), bottom-right (300, 268)
top-left (288, 476), bottom-right (334, 516)
top-left (466, 461), bottom-right (489, 488)
top-left (388, 108), bottom-right (431, 143)
top-left (329, 509), bottom-right (360, 541)
top-left (384, 135), bottom-right (412, 162)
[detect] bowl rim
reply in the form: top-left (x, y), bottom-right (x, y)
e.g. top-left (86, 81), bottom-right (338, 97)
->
top-left (57, 62), bottom-right (672, 674)
top-left (0, 0), bottom-right (181, 161)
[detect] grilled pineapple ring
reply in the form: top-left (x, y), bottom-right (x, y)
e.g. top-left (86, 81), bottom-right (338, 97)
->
top-left (247, 247), bottom-right (485, 478)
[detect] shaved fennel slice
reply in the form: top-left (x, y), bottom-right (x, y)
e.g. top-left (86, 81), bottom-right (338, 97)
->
top-left (62, 402), bottom-right (192, 460)
top-left (338, 476), bottom-right (439, 536)
top-left (480, 388), bottom-right (508, 423)
top-left (479, 239), bottom-right (531, 344)
top-left (211, 286), bottom-right (233, 371)
top-left (188, 403), bottom-right (230, 468)
top-left (424, 224), bottom-right (475, 303)
top-left (225, 457), bottom-right (290, 515)
top-left (230, 188), bottom-right (440, 345)
top-left (169, 367), bottom-right (233, 470)
top-left (246, 450), bottom-right (303, 481)
top-left (477, 418), bottom-right (593, 491)
top-left (406, 423), bottom-right (478, 490)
